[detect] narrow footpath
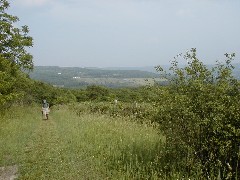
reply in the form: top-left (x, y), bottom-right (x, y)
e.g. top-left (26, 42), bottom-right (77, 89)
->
top-left (17, 108), bottom-right (104, 180)
top-left (19, 117), bottom-right (62, 179)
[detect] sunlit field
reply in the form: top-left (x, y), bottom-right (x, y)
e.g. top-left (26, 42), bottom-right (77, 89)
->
top-left (0, 105), bottom-right (164, 179)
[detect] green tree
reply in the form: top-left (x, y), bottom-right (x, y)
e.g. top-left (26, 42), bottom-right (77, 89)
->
top-left (0, 0), bottom-right (33, 110)
top-left (155, 49), bottom-right (240, 179)
top-left (0, 0), bottom-right (33, 70)
top-left (86, 85), bottom-right (110, 101)
top-left (0, 55), bottom-right (18, 110)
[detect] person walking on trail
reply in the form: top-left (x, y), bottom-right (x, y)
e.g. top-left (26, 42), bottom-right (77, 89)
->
top-left (42, 99), bottom-right (50, 120)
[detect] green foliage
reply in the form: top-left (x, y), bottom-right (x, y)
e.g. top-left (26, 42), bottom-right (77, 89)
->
top-left (52, 89), bottom-right (77, 105)
top-left (155, 48), bottom-right (240, 178)
top-left (70, 101), bottom-right (158, 123)
top-left (29, 66), bottom-right (160, 88)
top-left (54, 106), bottom-right (164, 179)
top-left (86, 85), bottom-right (111, 101)
top-left (0, 105), bottom-right (164, 179)
top-left (0, 105), bottom-right (40, 166)
top-left (0, 0), bottom-right (33, 70)
top-left (71, 89), bottom-right (88, 102)
top-left (113, 88), bottom-right (141, 102)
top-left (21, 81), bottom-right (78, 106)
top-left (0, 55), bottom-right (22, 111)
top-left (0, 0), bottom-right (34, 111)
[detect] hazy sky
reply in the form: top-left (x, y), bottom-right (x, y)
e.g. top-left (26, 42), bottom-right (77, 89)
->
top-left (8, 0), bottom-right (240, 67)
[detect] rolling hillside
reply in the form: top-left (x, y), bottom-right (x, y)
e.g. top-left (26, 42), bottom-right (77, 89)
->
top-left (29, 64), bottom-right (240, 88)
top-left (29, 66), bottom-right (166, 88)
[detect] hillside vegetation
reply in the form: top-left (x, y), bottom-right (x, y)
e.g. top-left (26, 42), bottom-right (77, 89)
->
top-left (1, 0), bottom-right (240, 178)
top-left (28, 64), bottom-right (240, 89)
top-left (29, 66), bottom-right (166, 88)
top-left (0, 105), bottom-right (164, 179)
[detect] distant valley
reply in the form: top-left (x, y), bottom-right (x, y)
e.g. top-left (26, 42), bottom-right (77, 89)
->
top-left (29, 64), bottom-right (240, 88)
top-left (29, 66), bottom-right (166, 88)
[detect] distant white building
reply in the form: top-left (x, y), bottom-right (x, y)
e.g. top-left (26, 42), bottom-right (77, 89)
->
top-left (53, 85), bottom-right (64, 88)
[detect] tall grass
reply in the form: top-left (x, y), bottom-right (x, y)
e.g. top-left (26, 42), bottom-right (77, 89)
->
top-left (53, 106), bottom-right (165, 179)
top-left (0, 105), bottom-right (40, 166)
top-left (0, 105), bottom-right (165, 179)
top-left (70, 101), bottom-right (158, 122)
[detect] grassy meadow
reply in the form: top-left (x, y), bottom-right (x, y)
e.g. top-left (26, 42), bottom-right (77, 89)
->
top-left (0, 104), bottom-right (165, 179)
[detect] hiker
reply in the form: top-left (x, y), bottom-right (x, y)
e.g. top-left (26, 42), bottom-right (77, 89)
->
top-left (42, 99), bottom-right (50, 120)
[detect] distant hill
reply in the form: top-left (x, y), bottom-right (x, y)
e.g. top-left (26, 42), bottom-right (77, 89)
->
top-left (102, 66), bottom-right (158, 73)
top-left (103, 63), bottom-right (240, 79)
top-left (29, 66), bottom-right (165, 88)
top-left (28, 64), bottom-right (240, 88)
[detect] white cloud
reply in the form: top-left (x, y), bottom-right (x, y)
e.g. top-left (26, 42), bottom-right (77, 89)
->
top-left (14, 0), bottom-right (54, 7)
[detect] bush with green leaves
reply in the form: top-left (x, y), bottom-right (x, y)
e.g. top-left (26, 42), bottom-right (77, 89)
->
top-left (69, 101), bottom-right (158, 123)
top-left (0, 0), bottom-right (33, 70)
top-left (86, 85), bottom-right (112, 101)
top-left (154, 48), bottom-right (240, 179)
top-left (0, 0), bottom-right (33, 110)
top-left (0, 55), bottom-right (19, 110)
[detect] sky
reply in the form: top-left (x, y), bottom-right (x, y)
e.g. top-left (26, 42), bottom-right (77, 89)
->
top-left (7, 0), bottom-right (240, 67)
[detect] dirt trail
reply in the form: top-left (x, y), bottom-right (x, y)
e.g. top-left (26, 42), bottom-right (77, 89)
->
top-left (0, 116), bottom-right (60, 180)
top-left (0, 165), bottom-right (18, 180)
top-left (1, 110), bottom-right (105, 179)
top-left (18, 118), bottom-right (61, 179)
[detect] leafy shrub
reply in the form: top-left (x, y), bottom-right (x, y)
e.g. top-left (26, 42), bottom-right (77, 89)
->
top-left (86, 85), bottom-right (111, 101)
top-left (0, 55), bottom-right (23, 111)
top-left (70, 101), bottom-right (157, 123)
top-left (154, 49), bottom-right (240, 179)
